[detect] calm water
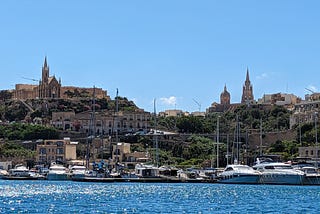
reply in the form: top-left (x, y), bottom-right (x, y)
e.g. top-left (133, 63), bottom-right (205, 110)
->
top-left (0, 180), bottom-right (319, 214)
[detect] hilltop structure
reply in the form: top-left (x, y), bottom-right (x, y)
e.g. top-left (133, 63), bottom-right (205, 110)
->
top-left (13, 57), bottom-right (109, 100)
top-left (241, 68), bottom-right (254, 104)
top-left (220, 84), bottom-right (230, 106)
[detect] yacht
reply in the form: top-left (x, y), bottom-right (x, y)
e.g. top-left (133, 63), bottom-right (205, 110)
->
top-left (69, 165), bottom-right (87, 179)
top-left (0, 169), bottom-right (9, 178)
top-left (299, 166), bottom-right (320, 185)
top-left (8, 164), bottom-right (30, 177)
top-left (217, 164), bottom-right (261, 184)
top-left (47, 163), bottom-right (69, 180)
top-left (253, 162), bottom-right (304, 185)
top-left (135, 163), bottom-right (159, 178)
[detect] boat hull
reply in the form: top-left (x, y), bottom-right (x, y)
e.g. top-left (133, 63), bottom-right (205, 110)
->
top-left (259, 174), bottom-right (303, 185)
top-left (302, 175), bottom-right (320, 185)
top-left (217, 174), bottom-right (260, 184)
top-left (46, 173), bottom-right (69, 180)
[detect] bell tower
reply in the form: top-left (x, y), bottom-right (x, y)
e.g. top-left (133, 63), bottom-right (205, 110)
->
top-left (241, 68), bottom-right (254, 104)
top-left (42, 56), bottom-right (49, 84)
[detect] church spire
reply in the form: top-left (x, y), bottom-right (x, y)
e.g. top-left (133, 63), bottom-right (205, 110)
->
top-left (44, 56), bottom-right (48, 68)
top-left (246, 67), bottom-right (250, 82)
top-left (241, 68), bottom-right (254, 104)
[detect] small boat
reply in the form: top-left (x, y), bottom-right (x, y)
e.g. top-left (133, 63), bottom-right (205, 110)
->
top-left (8, 164), bottom-right (30, 177)
top-left (47, 163), bottom-right (69, 180)
top-left (69, 165), bottom-right (87, 179)
top-left (135, 163), bottom-right (160, 178)
top-left (300, 166), bottom-right (320, 185)
top-left (217, 164), bottom-right (261, 184)
top-left (253, 162), bottom-right (304, 185)
top-left (0, 169), bottom-right (9, 178)
top-left (2, 164), bottom-right (42, 180)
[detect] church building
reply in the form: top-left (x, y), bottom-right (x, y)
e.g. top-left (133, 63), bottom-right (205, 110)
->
top-left (38, 57), bottom-right (61, 99)
top-left (241, 69), bottom-right (254, 104)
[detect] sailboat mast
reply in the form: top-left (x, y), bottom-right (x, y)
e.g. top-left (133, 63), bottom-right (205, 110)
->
top-left (216, 115), bottom-right (219, 168)
top-left (115, 89), bottom-right (119, 143)
top-left (259, 118), bottom-right (262, 156)
top-left (154, 99), bottom-right (159, 167)
top-left (85, 86), bottom-right (96, 169)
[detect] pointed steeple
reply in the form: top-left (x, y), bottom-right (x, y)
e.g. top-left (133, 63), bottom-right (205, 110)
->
top-left (224, 84), bottom-right (227, 92)
top-left (242, 68), bottom-right (254, 104)
top-left (246, 67), bottom-right (250, 82)
top-left (44, 56), bottom-right (48, 68)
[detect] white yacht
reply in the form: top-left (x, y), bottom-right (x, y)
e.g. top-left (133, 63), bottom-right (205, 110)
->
top-left (47, 163), bottom-right (69, 180)
top-left (8, 164), bottom-right (30, 177)
top-left (0, 169), bottom-right (9, 178)
top-left (135, 163), bottom-right (159, 178)
top-left (253, 162), bottom-right (304, 185)
top-left (69, 165), bottom-right (87, 179)
top-left (217, 164), bottom-right (261, 184)
top-left (299, 166), bottom-right (320, 185)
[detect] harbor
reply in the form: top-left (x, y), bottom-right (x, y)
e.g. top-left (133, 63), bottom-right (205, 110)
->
top-left (1, 179), bottom-right (319, 214)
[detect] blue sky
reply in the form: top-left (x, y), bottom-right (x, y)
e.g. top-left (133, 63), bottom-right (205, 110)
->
top-left (1, 1), bottom-right (319, 112)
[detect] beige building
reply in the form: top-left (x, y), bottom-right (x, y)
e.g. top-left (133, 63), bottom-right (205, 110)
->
top-left (51, 111), bottom-right (76, 130)
top-left (298, 146), bottom-right (320, 159)
top-left (258, 93), bottom-right (300, 108)
top-left (61, 86), bottom-right (109, 99)
top-left (290, 100), bottom-right (319, 128)
top-left (13, 57), bottom-right (109, 100)
top-left (159, 109), bottom-right (184, 117)
top-left (36, 138), bottom-right (78, 164)
top-left (71, 109), bottom-right (152, 135)
top-left (111, 142), bottom-right (149, 169)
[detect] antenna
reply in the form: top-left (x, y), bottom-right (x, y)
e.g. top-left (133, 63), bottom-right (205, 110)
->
top-left (192, 99), bottom-right (201, 112)
top-left (305, 88), bottom-right (315, 94)
top-left (22, 77), bottom-right (38, 82)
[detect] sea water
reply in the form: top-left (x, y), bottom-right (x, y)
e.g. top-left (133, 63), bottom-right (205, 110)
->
top-left (0, 180), bottom-right (319, 213)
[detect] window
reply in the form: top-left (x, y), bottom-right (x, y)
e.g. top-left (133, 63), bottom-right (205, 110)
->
top-left (57, 148), bottom-right (64, 154)
top-left (56, 141), bottom-right (64, 147)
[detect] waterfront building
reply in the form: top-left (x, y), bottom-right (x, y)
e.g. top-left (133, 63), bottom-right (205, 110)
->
top-left (36, 138), bottom-right (78, 165)
top-left (110, 142), bottom-right (149, 169)
top-left (0, 161), bottom-right (13, 170)
top-left (241, 68), bottom-right (254, 104)
top-left (298, 146), bottom-right (320, 160)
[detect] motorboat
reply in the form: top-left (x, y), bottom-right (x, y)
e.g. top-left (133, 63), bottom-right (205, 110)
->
top-left (0, 169), bottom-right (9, 178)
top-left (217, 164), bottom-right (261, 184)
top-left (135, 163), bottom-right (159, 178)
top-left (8, 164), bottom-right (30, 177)
top-left (2, 164), bottom-right (43, 180)
top-left (69, 165), bottom-right (87, 179)
top-left (299, 166), bottom-right (320, 185)
top-left (253, 162), bottom-right (304, 185)
top-left (47, 163), bottom-right (69, 180)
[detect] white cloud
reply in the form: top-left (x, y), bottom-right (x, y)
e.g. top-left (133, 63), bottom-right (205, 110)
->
top-left (256, 73), bottom-right (268, 80)
top-left (159, 96), bottom-right (177, 106)
top-left (307, 85), bottom-right (318, 93)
